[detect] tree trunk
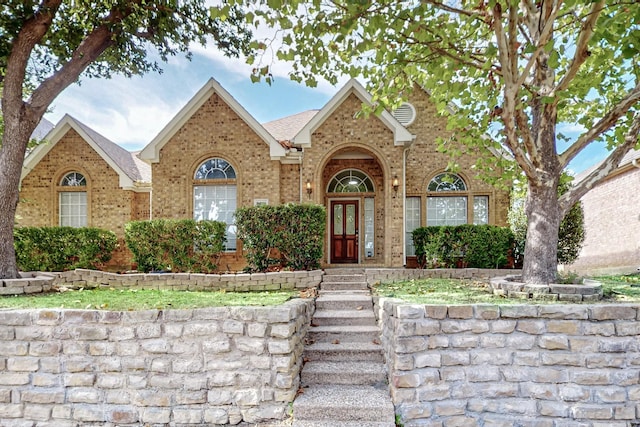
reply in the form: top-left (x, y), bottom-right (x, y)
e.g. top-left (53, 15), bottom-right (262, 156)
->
top-left (522, 179), bottom-right (561, 285)
top-left (0, 111), bottom-right (38, 279)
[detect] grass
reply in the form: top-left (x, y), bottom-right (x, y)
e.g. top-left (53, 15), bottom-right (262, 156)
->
top-left (0, 287), bottom-right (298, 311)
top-left (373, 275), bottom-right (640, 304)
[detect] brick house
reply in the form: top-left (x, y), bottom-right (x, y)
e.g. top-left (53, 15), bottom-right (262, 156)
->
top-left (569, 149), bottom-right (640, 275)
top-left (18, 115), bottom-right (151, 267)
top-left (19, 78), bottom-right (509, 270)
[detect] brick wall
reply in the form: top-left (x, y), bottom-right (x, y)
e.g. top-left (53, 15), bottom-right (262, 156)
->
top-left (150, 93), bottom-right (282, 271)
top-left (17, 129), bottom-right (144, 270)
top-left (571, 167), bottom-right (640, 275)
top-left (377, 299), bottom-right (640, 426)
top-left (0, 299), bottom-right (314, 426)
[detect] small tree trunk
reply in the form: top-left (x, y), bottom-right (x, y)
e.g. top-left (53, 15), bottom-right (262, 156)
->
top-left (522, 180), bottom-right (561, 285)
top-left (0, 113), bottom-right (37, 279)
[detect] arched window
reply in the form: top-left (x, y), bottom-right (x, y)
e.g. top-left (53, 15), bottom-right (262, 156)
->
top-left (59, 171), bottom-right (87, 227)
top-left (193, 158), bottom-right (237, 251)
top-left (426, 172), bottom-right (488, 226)
top-left (328, 169), bottom-right (375, 193)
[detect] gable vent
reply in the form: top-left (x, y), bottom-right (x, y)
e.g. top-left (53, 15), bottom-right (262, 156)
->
top-left (392, 102), bottom-right (416, 126)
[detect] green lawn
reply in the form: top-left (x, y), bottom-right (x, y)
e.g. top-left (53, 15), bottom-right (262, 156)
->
top-left (373, 275), bottom-right (640, 304)
top-left (0, 288), bottom-right (297, 310)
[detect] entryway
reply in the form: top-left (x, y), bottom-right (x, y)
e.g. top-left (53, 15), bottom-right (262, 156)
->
top-left (330, 200), bottom-right (359, 264)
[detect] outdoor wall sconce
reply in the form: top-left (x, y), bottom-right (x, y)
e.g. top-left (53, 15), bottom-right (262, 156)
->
top-left (306, 181), bottom-right (312, 199)
top-left (392, 176), bottom-right (399, 195)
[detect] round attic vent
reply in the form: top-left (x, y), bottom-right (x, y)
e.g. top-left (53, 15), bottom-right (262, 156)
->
top-left (392, 102), bottom-right (416, 126)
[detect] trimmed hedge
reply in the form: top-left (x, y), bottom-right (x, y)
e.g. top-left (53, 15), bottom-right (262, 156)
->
top-left (124, 219), bottom-right (226, 273)
top-left (14, 226), bottom-right (117, 272)
top-left (413, 224), bottom-right (514, 269)
top-left (235, 203), bottom-right (326, 272)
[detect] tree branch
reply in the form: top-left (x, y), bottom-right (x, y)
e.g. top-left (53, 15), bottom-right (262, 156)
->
top-left (559, 81), bottom-right (640, 168)
top-left (555, 0), bottom-right (605, 93)
top-left (559, 112), bottom-right (640, 215)
top-left (2, 0), bottom-right (62, 119)
top-left (28, 1), bottom-right (143, 114)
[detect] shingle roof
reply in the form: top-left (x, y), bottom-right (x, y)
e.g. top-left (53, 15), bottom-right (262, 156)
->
top-left (574, 148), bottom-right (640, 183)
top-left (72, 118), bottom-right (151, 184)
top-left (262, 110), bottom-right (319, 145)
top-left (31, 118), bottom-right (54, 141)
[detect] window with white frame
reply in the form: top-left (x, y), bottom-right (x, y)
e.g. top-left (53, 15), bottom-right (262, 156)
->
top-left (193, 158), bottom-right (237, 251)
top-left (426, 173), bottom-right (488, 226)
top-left (59, 172), bottom-right (87, 227)
top-left (405, 197), bottom-right (421, 256)
top-left (328, 169), bottom-right (375, 193)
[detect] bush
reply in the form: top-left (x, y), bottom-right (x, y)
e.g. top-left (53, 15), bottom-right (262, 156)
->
top-left (235, 204), bottom-right (326, 272)
top-left (413, 224), bottom-right (513, 269)
top-left (14, 226), bottom-right (117, 271)
top-left (124, 219), bottom-right (226, 273)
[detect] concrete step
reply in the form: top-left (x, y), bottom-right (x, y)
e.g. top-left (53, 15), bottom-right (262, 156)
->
top-left (294, 420), bottom-right (394, 427)
top-left (301, 361), bottom-right (387, 386)
top-left (323, 268), bottom-right (365, 276)
top-left (304, 341), bottom-right (384, 362)
top-left (320, 281), bottom-right (368, 291)
top-left (321, 274), bottom-right (366, 282)
top-left (307, 325), bottom-right (380, 343)
top-left (315, 294), bottom-right (373, 310)
top-left (312, 309), bottom-right (376, 326)
top-left (293, 385), bottom-right (395, 424)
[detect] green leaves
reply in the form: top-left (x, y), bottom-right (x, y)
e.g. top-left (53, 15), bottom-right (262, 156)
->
top-left (235, 204), bottom-right (326, 272)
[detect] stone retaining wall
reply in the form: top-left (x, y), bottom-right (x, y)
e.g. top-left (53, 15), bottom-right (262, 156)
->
top-left (364, 268), bottom-right (517, 285)
top-left (0, 298), bottom-right (314, 426)
top-left (376, 298), bottom-right (640, 426)
top-left (0, 269), bottom-right (324, 295)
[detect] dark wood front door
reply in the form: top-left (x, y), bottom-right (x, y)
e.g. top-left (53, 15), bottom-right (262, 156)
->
top-left (331, 200), bottom-right (358, 263)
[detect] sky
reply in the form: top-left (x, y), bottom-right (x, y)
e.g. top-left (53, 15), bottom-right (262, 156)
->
top-left (43, 43), bottom-right (610, 175)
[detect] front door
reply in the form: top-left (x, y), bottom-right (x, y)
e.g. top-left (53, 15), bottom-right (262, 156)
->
top-left (331, 200), bottom-right (358, 263)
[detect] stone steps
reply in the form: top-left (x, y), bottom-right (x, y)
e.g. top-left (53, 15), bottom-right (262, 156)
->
top-left (294, 385), bottom-right (395, 425)
top-left (293, 271), bottom-right (394, 427)
top-left (307, 325), bottom-right (380, 343)
top-left (311, 309), bottom-right (376, 326)
top-left (315, 293), bottom-right (373, 310)
top-left (301, 360), bottom-right (387, 386)
top-left (320, 281), bottom-right (369, 291)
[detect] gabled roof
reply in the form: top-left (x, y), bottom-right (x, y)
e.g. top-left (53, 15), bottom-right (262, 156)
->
top-left (21, 114), bottom-right (151, 190)
top-left (31, 118), bottom-right (54, 141)
top-left (263, 110), bottom-right (319, 146)
top-left (292, 79), bottom-right (415, 147)
top-left (574, 148), bottom-right (640, 183)
top-left (139, 78), bottom-right (287, 163)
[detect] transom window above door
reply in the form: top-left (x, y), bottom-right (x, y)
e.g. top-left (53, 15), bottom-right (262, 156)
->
top-left (328, 169), bottom-right (374, 193)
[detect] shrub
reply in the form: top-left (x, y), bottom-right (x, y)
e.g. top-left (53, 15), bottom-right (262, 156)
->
top-left (235, 203), bottom-right (326, 272)
top-left (413, 224), bottom-right (513, 269)
top-left (124, 219), bottom-right (226, 273)
top-left (14, 226), bottom-right (117, 271)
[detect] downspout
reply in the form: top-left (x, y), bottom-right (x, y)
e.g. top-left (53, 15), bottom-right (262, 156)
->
top-left (402, 145), bottom-right (409, 267)
top-left (299, 147), bottom-right (304, 203)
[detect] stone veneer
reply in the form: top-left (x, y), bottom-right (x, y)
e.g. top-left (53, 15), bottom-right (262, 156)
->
top-left (0, 269), bottom-right (324, 295)
top-left (376, 298), bottom-right (640, 426)
top-left (0, 298), bottom-right (314, 426)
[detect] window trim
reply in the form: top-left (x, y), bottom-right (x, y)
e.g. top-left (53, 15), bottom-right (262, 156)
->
top-left (192, 157), bottom-right (238, 253)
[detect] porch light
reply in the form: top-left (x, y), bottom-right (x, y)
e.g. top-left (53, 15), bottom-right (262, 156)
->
top-left (392, 176), bottom-right (399, 194)
top-left (306, 181), bottom-right (312, 198)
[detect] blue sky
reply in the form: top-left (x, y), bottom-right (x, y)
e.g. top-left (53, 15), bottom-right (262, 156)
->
top-left (44, 47), bottom-right (609, 174)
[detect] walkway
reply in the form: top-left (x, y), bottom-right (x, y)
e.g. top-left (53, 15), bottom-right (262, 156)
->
top-left (292, 268), bottom-right (395, 426)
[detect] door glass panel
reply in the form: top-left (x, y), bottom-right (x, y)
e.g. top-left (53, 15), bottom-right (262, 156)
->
top-left (364, 198), bottom-right (374, 258)
top-left (346, 204), bottom-right (356, 234)
top-left (334, 204), bottom-right (343, 234)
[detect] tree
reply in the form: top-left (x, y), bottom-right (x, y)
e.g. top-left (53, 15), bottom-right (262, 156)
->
top-left (241, 0), bottom-right (640, 284)
top-left (0, 0), bottom-right (252, 279)
top-left (509, 173), bottom-right (585, 267)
